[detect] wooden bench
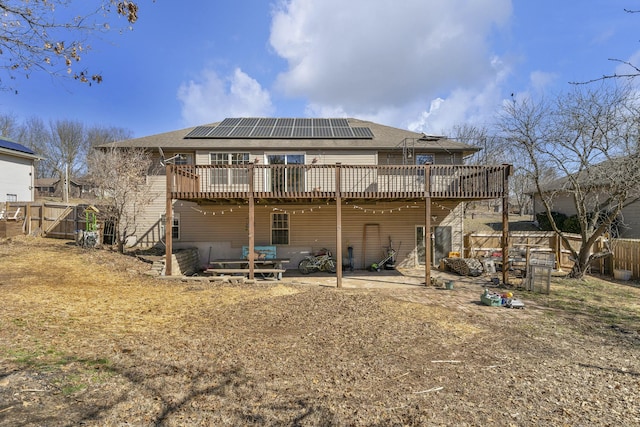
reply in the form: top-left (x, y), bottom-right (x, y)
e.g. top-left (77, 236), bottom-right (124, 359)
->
top-left (207, 258), bottom-right (289, 280)
top-left (206, 268), bottom-right (286, 280)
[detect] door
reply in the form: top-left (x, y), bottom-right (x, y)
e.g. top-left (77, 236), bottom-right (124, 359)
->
top-left (433, 226), bottom-right (452, 263)
top-left (416, 225), bottom-right (452, 265)
top-left (266, 154), bottom-right (305, 192)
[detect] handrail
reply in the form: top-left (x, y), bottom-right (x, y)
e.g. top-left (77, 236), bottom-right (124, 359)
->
top-left (168, 164), bottom-right (510, 200)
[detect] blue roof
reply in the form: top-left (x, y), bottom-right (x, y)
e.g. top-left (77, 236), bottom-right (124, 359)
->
top-left (0, 137), bottom-right (36, 155)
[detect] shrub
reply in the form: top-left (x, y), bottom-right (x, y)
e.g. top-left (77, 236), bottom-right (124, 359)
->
top-left (536, 211), bottom-right (567, 231)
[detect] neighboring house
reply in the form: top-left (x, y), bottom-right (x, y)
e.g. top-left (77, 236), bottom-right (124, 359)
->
top-left (35, 177), bottom-right (95, 199)
top-left (0, 137), bottom-right (39, 204)
top-left (34, 178), bottom-right (57, 198)
top-left (530, 157), bottom-right (640, 238)
top-left (104, 117), bottom-right (512, 281)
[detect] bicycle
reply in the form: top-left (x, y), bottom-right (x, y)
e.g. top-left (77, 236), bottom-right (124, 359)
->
top-left (298, 248), bottom-right (337, 274)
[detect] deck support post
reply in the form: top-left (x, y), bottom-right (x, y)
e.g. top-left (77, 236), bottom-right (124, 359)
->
top-left (335, 163), bottom-right (343, 288)
top-left (424, 164), bottom-right (431, 286)
top-left (248, 163), bottom-right (255, 280)
top-left (501, 165), bottom-right (511, 285)
top-left (425, 197), bottom-right (431, 286)
top-left (165, 164), bottom-right (173, 276)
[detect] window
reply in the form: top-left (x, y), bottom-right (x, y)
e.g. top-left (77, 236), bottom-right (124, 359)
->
top-left (416, 154), bottom-right (434, 165)
top-left (174, 153), bottom-right (192, 165)
top-left (271, 213), bottom-right (289, 245)
top-left (210, 153), bottom-right (250, 185)
top-left (160, 213), bottom-right (180, 240)
top-left (6, 194), bottom-right (17, 202)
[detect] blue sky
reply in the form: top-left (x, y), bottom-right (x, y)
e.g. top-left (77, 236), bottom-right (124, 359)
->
top-left (2, 0), bottom-right (639, 138)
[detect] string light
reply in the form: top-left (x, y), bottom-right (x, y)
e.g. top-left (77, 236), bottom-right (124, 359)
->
top-left (186, 201), bottom-right (455, 216)
top-left (190, 205), bottom-right (242, 216)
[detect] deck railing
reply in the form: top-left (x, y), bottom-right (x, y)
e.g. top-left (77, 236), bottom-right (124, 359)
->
top-left (168, 164), bottom-right (510, 200)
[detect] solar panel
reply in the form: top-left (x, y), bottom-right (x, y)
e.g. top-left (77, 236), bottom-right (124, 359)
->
top-left (0, 138), bottom-right (35, 154)
top-left (250, 126), bottom-right (274, 137)
top-left (294, 118), bottom-right (313, 127)
top-left (314, 127), bottom-right (333, 137)
top-left (184, 118), bottom-right (373, 139)
top-left (185, 126), bottom-right (214, 137)
top-left (313, 118), bottom-right (331, 127)
top-left (228, 127), bottom-right (254, 137)
top-left (239, 118), bottom-right (260, 127)
top-left (272, 126), bottom-right (293, 137)
top-left (209, 126), bottom-right (235, 137)
top-left (330, 118), bottom-right (349, 127)
top-left (276, 118), bottom-right (295, 127)
top-left (219, 118), bottom-right (243, 126)
top-left (258, 118), bottom-right (278, 126)
top-left (352, 127), bottom-right (374, 138)
top-left (333, 127), bottom-right (354, 137)
top-left (293, 127), bottom-right (313, 137)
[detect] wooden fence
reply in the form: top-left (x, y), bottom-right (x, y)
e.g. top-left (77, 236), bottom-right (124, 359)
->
top-left (4, 202), bottom-right (91, 240)
top-left (464, 231), bottom-right (582, 271)
top-left (466, 231), bottom-right (640, 280)
top-left (610, 239), bottom-right (640, 280)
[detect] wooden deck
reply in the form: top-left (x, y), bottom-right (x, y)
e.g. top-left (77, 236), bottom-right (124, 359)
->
top-left (163, 163), bottom-right (513, 286)
top-left (167, 164), bottom-right (511, 202)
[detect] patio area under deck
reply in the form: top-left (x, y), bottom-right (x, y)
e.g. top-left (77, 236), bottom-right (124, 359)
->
top-left (163, 163), bottom-right (514, 287)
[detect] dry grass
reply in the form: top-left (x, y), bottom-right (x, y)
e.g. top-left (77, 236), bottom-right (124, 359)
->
top-left (1, 236), bottom-right (639, 426)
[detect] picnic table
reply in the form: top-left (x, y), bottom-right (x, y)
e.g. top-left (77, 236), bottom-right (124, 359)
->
top-left (206, 258), bottom-right (290, 280)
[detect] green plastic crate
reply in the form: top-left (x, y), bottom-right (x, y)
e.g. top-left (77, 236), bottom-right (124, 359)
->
top-left (481, 294), bottom-right (503, 307)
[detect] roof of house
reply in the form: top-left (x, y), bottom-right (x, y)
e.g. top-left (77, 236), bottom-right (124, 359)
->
top-left (532, 155), bottom-right (640, 194)
top-left (0, 137), bottom-right (39, 160)
top-left (101, 118), bottom-right (481, 156)
top-left (34, 178), bottom-right (58, 187)
top-left (34, 177), bottom-right (92, 187)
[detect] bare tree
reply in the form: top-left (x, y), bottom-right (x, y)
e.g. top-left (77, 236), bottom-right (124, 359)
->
top-left (0, 112), bottom-right (21, 138)
top-left (87, 146), bottom-right (155, 253)
top-left (450, 123), bottom-right (533, 213)
top-left (86, 125), bottom-right (133, 148)
top-left (573, 9), bottom-right (640, 84)
top-left (0, 1), bottom-right (141, 90)
top-left (498, 83), bottom-right (640, 279)
top-left (50, 119), bottom-right (89, 177)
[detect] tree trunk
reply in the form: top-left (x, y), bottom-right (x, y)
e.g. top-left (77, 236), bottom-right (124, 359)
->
top-left (568, 247), bottom-right (591, 279)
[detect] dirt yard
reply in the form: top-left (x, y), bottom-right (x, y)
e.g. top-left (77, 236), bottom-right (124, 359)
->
top-left (1, 237), bottom-right (639, 426)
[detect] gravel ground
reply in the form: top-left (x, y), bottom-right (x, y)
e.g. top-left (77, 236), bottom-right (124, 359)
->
top-left (0, 237), bottom-right (639, 426)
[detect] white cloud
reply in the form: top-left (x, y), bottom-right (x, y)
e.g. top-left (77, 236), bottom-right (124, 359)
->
top-left (177, 68), bottom-right (274, 126)
top-left (270, 0), bottom-right (513, 126)
top-left (529, 71), bottom-right (557, 93)
top-left (616, 49), bottom-right (640, 81)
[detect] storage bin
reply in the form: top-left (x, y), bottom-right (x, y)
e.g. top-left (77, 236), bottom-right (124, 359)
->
top-left (480, 294), bottom-right (503, 307)
top-left (613, 269), bottom-right (631, 281)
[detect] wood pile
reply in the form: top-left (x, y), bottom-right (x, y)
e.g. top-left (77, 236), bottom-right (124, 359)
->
top-left (444, 257), bottom-right (483, 276)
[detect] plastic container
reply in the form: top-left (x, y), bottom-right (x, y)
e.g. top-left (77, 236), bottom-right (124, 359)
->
top-left (613, 269), bottom-right (632, 281)
top-left (481, 294), bottom-right (503, 306)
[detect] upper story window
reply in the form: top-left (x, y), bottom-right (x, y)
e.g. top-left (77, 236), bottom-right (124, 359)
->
top-left (6, 194), bottom-right (17, 202)
top-left (416, 154), bottom-right (434, 165)
top-left (173, 153), bottom-right (192, 165)
top-left (210, 153), bottom-right (250, 185)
